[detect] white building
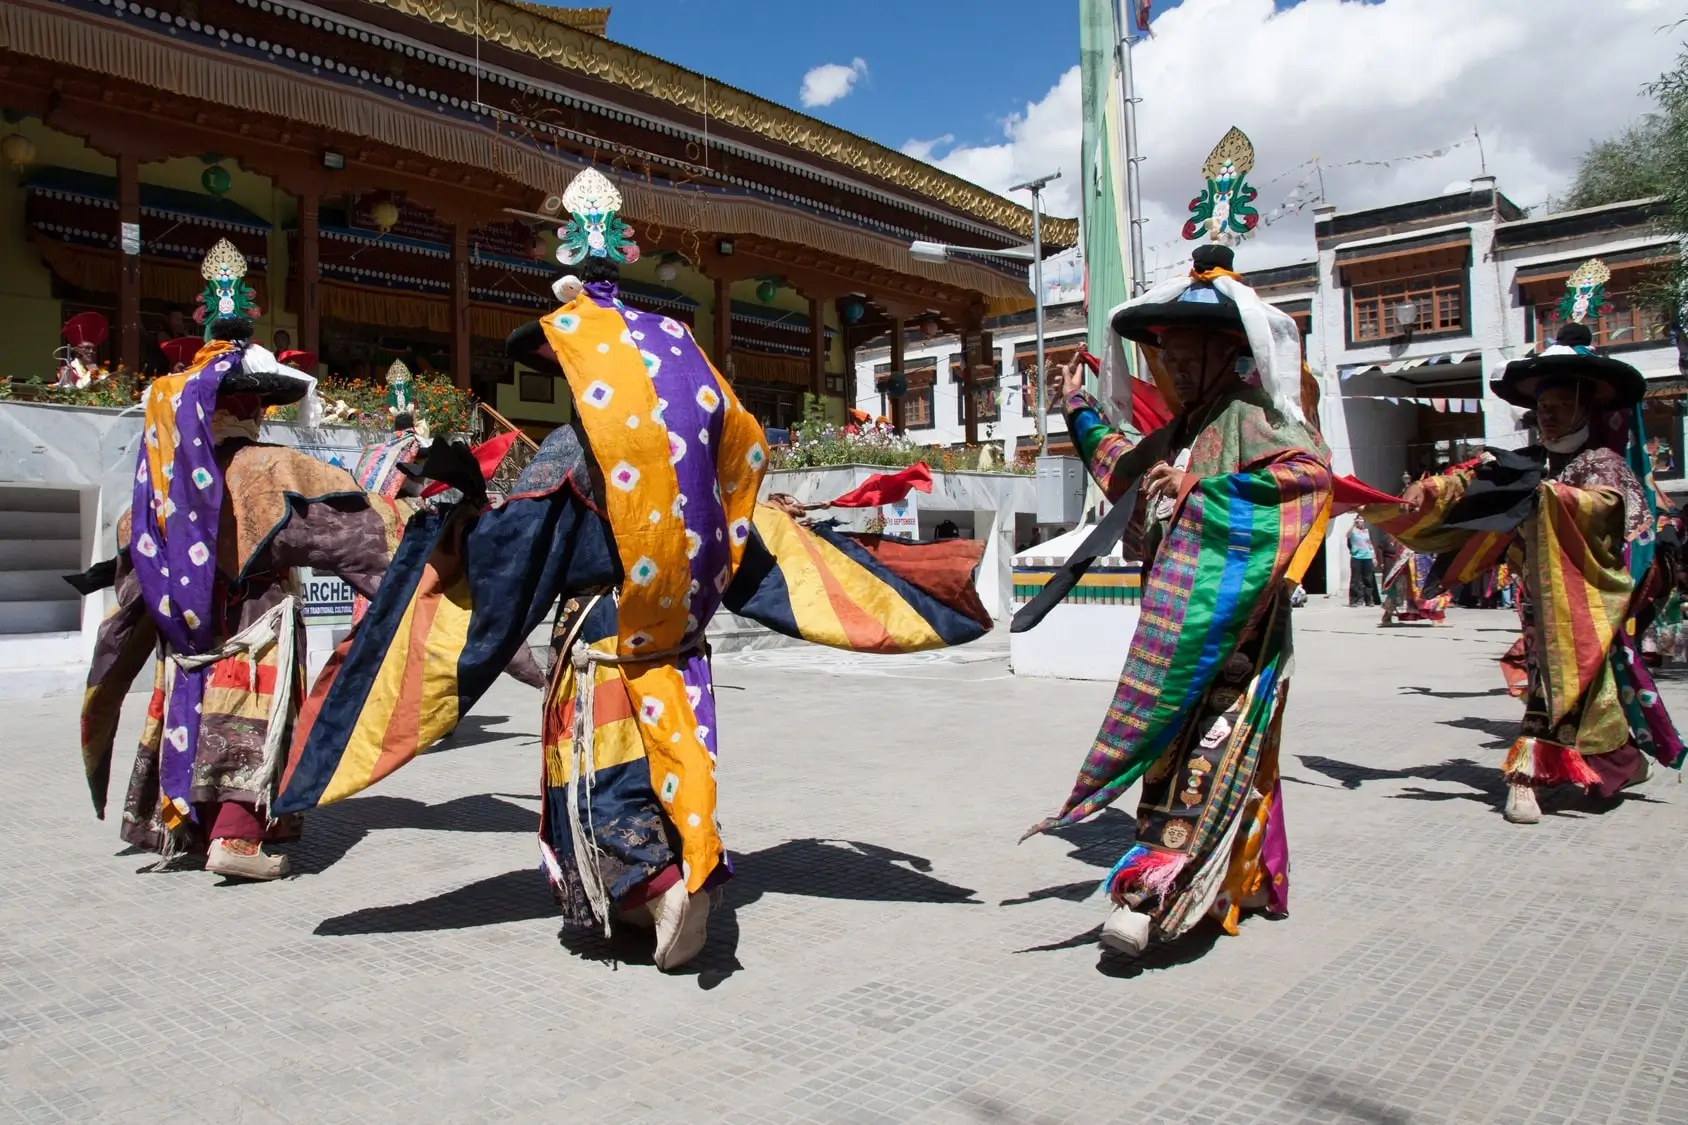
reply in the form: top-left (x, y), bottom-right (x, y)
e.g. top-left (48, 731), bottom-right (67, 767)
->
top-left (850, 301), bottom-right (1089, 469)
top-left (1308, 183), bottom-right (1679, 597)
top-left (857, 180), bottom-right (1683, 599)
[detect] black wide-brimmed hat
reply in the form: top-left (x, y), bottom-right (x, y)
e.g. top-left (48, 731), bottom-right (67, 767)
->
top-left (1111, 244), bottom-right (1249, 349)
top-left (1491, 322), bottom-right (1646, 409)
top-left (217, 365), bottom-right (313, 405)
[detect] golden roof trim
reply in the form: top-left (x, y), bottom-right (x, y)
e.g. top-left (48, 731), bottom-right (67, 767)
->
top-left (501, 2), bottom-right (610, 39)
top-left (357, 0), bottom-right (1078, 246)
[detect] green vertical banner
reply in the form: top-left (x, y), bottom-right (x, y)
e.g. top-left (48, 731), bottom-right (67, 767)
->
top-left (1080, 0), bottom-right (1131, 363)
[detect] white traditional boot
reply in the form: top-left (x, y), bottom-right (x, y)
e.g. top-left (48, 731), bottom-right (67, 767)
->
top-left (1503, 783), bottom-right (1541, 825)
top-left (206, 838), bottom-right (291, 880)
top-left (1099, 907), bottom-right (1151, 955)
top-left (648, 879), bottom-right (710, 971)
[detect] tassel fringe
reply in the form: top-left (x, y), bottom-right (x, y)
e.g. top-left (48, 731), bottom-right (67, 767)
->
top-left (1503, 737), bottom-right (1602, 789)
top-left (1101, 844), bottom-right (1190, 901)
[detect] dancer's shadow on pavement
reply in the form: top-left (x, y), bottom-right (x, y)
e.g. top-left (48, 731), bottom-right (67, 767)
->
top-left (425, 714), bottom-right (539, 753)
top-left (999, 808), bottom-right (1135, 908)
top-left (1295, 750), bottom-right (1664, 815)
top-left (1399, 684), bottom-right (1513, 700)
top-left (561, 837), bottom-right (979, 989)
top-left (284, 792), bottom-right (538, 875)
top-left (313, 836), bottom-right (975, 990)
top-left (1295, 752), bottom-right (1503, 798)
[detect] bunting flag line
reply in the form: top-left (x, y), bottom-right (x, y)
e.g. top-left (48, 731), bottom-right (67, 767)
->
top-left (1344, 395), bottom-right (1483, 412)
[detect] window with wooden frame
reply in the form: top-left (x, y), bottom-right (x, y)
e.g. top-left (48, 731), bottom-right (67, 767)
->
top-left (874, 357), bottom-right (938, 429)
top-left (953, 355), bottom-right (1002, 425)
top-left (1349, 272), bottom-right (1465, 342)
top-left (1531, 290), bottom-right (1668, 349)
top-left (1017, 336), bottom-right (1084, 413)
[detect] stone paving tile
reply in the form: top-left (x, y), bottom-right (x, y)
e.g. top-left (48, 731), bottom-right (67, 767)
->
top-left (4, 605), bottom-right (1688, 1123)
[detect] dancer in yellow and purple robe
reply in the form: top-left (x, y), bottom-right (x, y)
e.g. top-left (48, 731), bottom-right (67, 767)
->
top-left (272, 169), bottom-right (991, 971)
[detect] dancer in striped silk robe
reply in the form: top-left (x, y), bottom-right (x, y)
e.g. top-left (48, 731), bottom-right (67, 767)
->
top-left (1365, 322), bottom-right (1684, 825)
top-left (1023, 245), bottom-right (1332, 957)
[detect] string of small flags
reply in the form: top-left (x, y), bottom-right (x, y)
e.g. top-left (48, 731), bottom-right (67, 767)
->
top-left (1345, 394), bottom-right (1484, 413)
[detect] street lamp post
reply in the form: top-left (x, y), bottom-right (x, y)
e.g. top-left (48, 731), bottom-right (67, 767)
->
top-left (907, 169), bottom-right (1060, 455)
top-left (1010, 172), bottom-right (1060, 456)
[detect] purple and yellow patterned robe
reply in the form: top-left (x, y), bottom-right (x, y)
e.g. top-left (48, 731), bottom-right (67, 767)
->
top-left (274, 284), bottom-right (992, 931)
top-left (1028, 384), bottom-right (1331, 941)
top-left (80, 442), bottom-right (405, 853)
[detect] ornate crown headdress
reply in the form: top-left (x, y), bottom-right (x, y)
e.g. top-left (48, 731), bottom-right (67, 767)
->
top-left (1184, 127), bottom-right (1260, 245)
top-left (1556, 258), bottom-right (1613, 325)
top-left (554, 167), bottom-right (640, 267)
top-left (195, 238), bottom-right (261, 341)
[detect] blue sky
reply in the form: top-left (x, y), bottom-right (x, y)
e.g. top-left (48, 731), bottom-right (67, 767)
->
top-left (599, 1), bottom-right (1307, 155)
top-left (593, 0), bottom-right (1671, 273)
top-left (600, 0), bottom-right (1079, 152)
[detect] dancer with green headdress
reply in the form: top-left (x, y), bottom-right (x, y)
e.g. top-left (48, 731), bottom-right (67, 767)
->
top-left (1363, 320), bottom-right (1685, 824)
top-left (1022, 244), bottom-right (1332, 956)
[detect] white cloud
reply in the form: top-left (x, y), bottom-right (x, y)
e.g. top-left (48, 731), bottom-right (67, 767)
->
top-left (800, 58), bottom-right (869, 108)
top-left (903, 0), bottom-right (1682, 278)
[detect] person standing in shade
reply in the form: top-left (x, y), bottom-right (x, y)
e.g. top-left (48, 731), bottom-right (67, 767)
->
top-left (1348, 516), bottom-right (1379, 606)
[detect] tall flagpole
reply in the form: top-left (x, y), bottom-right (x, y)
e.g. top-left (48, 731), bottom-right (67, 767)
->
top-left (1113, 0), bottom-right (1147, 295)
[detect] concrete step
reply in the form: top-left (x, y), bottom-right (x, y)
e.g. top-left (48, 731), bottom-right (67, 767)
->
top-left (0, 510), bottom-right (79, 539)
top-left (0, 570), bottom-right (81, 603)
top-left (0, 539), bottom-right (82, 571)
top-left (0, 484), bottom-right (79, 513)
top-left (0, 600), bottom-right (79, 635)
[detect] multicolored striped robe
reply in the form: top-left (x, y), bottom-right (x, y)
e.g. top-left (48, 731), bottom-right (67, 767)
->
top-left (275, 289), bottom-right (992, 929)
top-left (1028, 386), bottom-right (1331, 940)
top-left (1363, 445), bottom-right (1684, 784)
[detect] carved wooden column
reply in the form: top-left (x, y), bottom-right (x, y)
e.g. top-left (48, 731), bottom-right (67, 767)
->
top-left (297, 192), bottom-right (321, 360)
top-left (888, 316), bottom-right (906, 434)
top-left (451, 222), bottom-right (471, 390)
top-left (807, 295), bottom-right (826, 403)
top-left (117, 154), bottom-right (141, 373)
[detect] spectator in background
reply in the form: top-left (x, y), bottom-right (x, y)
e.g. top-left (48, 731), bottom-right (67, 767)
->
top-left (1348, 516), bottom-right (1379, 606)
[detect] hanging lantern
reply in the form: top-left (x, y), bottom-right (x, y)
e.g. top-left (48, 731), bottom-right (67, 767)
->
top-left (200, 164), bottom-right (232, 197)
top-left (756, 279), bottom-right (778, 304)
top-left (371, 199), bottom-right (401, 233)
top-left (839, 296), bottom-right (865, 325)
top-left (921, 319), bottom-right (941, 339)
top-left (656, 259), bottom-right (679, 283)
top-left (0, 133), bottom-right (37, 171)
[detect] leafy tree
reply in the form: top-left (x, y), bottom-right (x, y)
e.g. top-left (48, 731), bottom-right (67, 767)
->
top-left (1564, 115), bottom-right (1670, 209)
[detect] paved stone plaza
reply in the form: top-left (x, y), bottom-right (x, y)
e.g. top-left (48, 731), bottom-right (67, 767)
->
top-left (5, 602), bottom-right (1688, 1124)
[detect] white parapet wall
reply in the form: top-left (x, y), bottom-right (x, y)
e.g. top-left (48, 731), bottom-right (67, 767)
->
top-left (1008, 523), bottom-right (1140, 681)
top-left (0, 401), bottom-right (378, 698)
